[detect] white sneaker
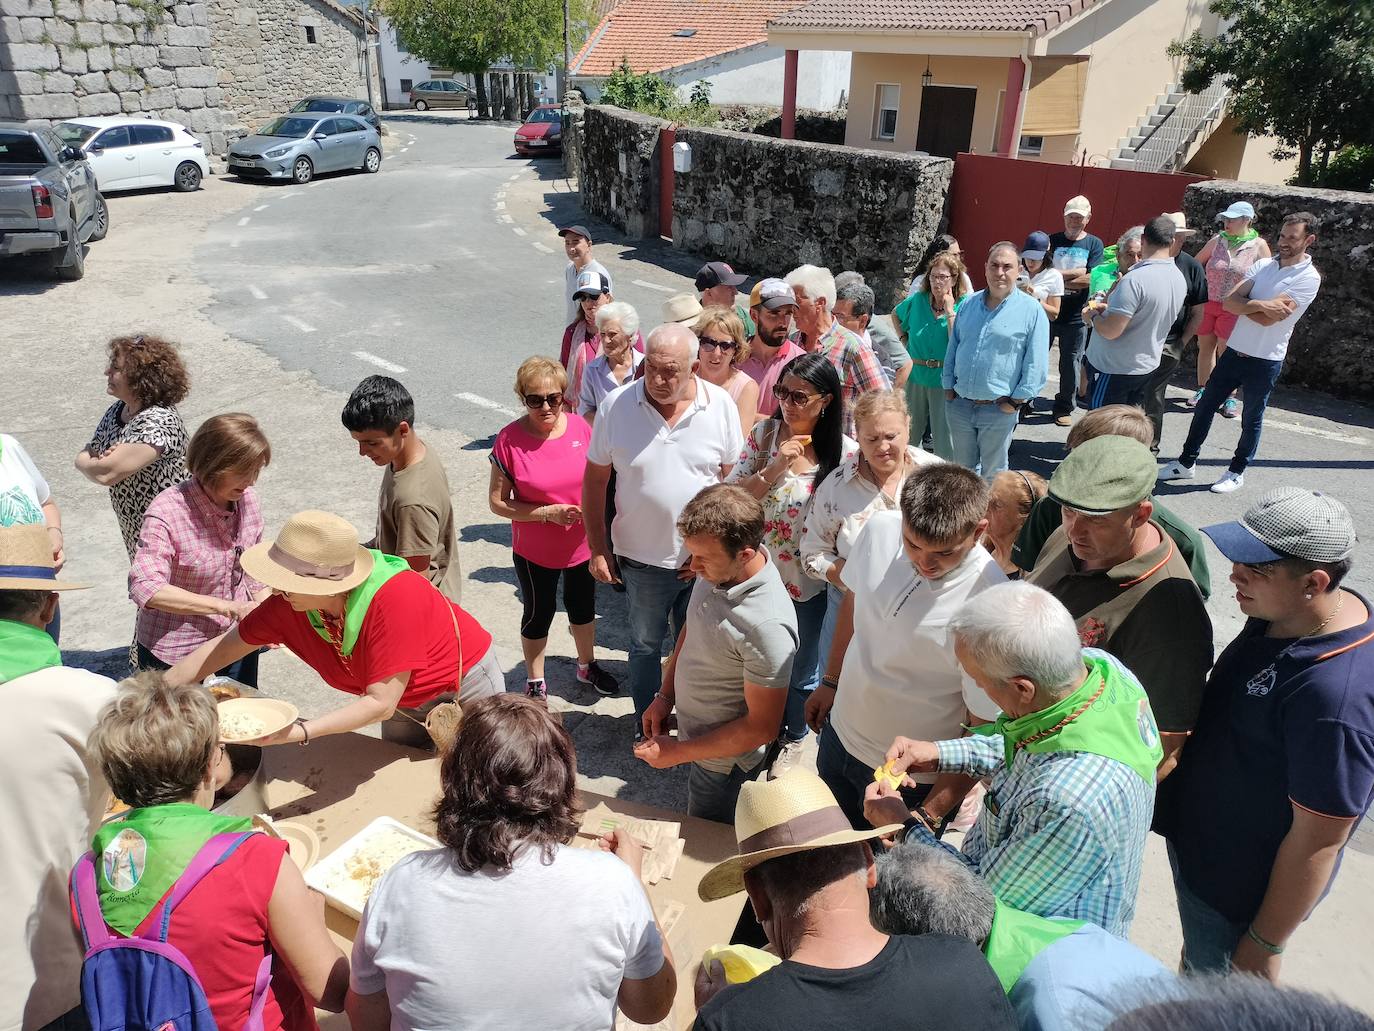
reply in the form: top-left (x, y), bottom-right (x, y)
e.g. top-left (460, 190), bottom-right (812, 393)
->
top-left (1210, 471), bottom-right (1245, 494)
top-left (768, 738), bottom-right (806, 780)
top-left (1157, 460), bottom-right (1195, 481)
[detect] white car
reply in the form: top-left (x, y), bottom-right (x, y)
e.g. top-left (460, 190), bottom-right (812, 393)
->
top-left (54, 116), bottom-right (209, 193)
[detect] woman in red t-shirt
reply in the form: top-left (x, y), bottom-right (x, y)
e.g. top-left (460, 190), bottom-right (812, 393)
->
top-left (85, 673), bottom-right (346, 1028)
top-left (168, 510), bottom-right (502, 750)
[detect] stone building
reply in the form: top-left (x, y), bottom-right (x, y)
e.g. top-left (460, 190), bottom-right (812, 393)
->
top-left (0, 0), bottom-right (380, 157)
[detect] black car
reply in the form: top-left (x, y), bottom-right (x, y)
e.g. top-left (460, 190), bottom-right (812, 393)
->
top-left (290, 96), bottom-right (381, 132)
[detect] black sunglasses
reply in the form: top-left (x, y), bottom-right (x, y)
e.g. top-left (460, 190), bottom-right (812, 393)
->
top-left (772, 384), bottom-right (820, 406)
top-left (699, 336), bottom-right (739, 353)
top-left (524, 392), bottom-right (565, 410)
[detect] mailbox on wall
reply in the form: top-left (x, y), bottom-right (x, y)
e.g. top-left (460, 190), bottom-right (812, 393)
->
top-left (673, 141), bottom-right (691, 174)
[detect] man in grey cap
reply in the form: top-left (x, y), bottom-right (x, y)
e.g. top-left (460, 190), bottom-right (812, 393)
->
top-left (559, 224), bottom-right (611, 327)
top-left (1026, 434), bottom-right (1212, 777)
top-left (696, 261), bottom-right (755, 338)
top-left (1156, 487), bottom-right (1371, 980)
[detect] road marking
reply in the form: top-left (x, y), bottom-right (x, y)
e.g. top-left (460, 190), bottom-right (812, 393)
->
top-left (633, 279), bottom-right (676, 293)
top-left (237, 216), bottom-right (250, 226)
top-left (495, 200), bottom-right (506, 210)
top-left (512, 226), bottom-right (527, 236)
top-left (353, 350), bottom-right (406, 373)
top-left (280, 314), bottom-right (317, 333)
top-left (508, 172), bottom-right (519, 180)
top-left (1266, 417), bottom-right (1372, 446)
top-left (495, 190), bottom-right (506, 199)
top-left (247, 284), bottom-right (267, 300)
top-left (253, 204), bottom-right (269, 212)
top-left (400, 147), bottom-right (410, 153)
top-left (498, 214), bottom-right (513, 223)
top-left (278, 192), bottom-right (300, 199)
top-left (456, 392), bottom-right (518, 417)
top-left (532, 241), bottom-right (554, 253)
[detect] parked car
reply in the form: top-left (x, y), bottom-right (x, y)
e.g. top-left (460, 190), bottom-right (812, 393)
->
top-left (514, 105), bottom-right (563, 156)
top-left (0, 121), bottom-right (106, 280)
top-left (54, 116), bottom-right (208, 193)
top-left (290, 96), bottom-right (382, 132)
top-left (227, 114), bottom-right (382, 185)
top-left (409, 79), bottom-right (476, 112)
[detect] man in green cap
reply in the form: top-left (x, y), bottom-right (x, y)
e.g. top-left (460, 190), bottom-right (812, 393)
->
top-left (1026, 434), bottom-right (1212, 778)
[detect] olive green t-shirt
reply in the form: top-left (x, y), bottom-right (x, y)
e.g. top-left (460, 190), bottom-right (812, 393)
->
top-left (378, 449), bottom-right (463, 604)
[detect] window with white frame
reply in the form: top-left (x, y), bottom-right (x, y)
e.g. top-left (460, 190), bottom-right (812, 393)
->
top-left (873, 83), bottom-right (899, 141)
top-left (1019, 135), bottom-right (1044, 156)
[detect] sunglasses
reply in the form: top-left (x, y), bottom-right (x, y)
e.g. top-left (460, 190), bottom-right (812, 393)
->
top-left (524, 393), bottom-right (564, 410)
top-left (772, 385), bottom-right (820, 407)
top-left (699, 336), bottom-right (738, 353)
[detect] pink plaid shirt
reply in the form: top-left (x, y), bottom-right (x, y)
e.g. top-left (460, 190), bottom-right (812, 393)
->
top-left (792, 320), bottom-right (886, 435)
top-left (129, 480), bottom-right (264, 663)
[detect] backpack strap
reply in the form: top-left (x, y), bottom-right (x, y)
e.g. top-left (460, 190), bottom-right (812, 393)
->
top-left (69, 852), bottom-right (113, 951)
top-left (154, 831), bottom-right (255, 943)
top-left (242, 952), bottom-right (274, 1031)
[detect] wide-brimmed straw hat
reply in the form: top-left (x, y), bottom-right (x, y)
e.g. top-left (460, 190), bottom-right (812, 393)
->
top-left (697, 769), bottom-right (902, 902)
top-left (662, 293), bottom-right (704, 327)
top-left (239, 510), bottom-right (373, 595)
top-left (0, 524), bottom-right (90, 591)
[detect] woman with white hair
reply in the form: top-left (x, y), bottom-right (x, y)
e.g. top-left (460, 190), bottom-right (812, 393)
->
top-left (579, 301), bottom-right (643, 425)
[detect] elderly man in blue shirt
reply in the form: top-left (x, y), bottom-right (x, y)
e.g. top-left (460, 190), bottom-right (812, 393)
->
top-left (943, 242), bottom-right (1050, 477)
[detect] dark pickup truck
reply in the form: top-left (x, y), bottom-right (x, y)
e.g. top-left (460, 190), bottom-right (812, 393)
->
top-left (0, 121), bottom-right (108, 280)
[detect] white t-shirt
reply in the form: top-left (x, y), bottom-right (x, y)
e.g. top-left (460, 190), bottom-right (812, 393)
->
top-left (830, 511), bottom-right (1006, 776)
top-left (1224, 255), bottom-right (1322, 362)
top-left (1029, 267), bottom-right (1065, 301)
top-left (565, 259), bottom-right (612, 325)
top-left (0, 666), bottom-right (116, 1030)
top-left (0, 433), bottom-right (50, 528)
top-left (588, 378), bottom-right (743, 568)
top-left (352, 844), bottom-right (664, 1031)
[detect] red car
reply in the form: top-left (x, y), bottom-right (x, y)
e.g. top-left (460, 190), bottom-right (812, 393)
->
top-left (514, 105), bottom-right (563, 156)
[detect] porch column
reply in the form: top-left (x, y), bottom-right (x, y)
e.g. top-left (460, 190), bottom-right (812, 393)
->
top-left (999, 57), bottom-right (1026, 157)
top-left (781, 49), bottom-right (799, 139)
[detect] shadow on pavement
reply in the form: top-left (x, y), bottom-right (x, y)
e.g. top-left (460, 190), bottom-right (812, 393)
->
top-left (460, 522), bottom-right (512, 547)
top-left (64, 647), bottom-right (130, 680)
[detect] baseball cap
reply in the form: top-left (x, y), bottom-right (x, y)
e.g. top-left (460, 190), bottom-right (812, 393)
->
top-left (558, 224), bottom-right (592, 242)
top-left (696, 261), bottom-right (748, 292)
top-left (572, 270), bottom-right (610, 298)
top-left (751, 278), bottom-right (797, 311)
top-left (1064, 195), bottom-right (1092, 217)
top-left (1020, 231), bottom-right (1051, 261)
top-left (1202, 488), bottom-right (1356, 565)
top-left (1049, 436), bottom-right (1157, 515)
top-left (1217, 201), bottom-right (1256, 221)
top-left (1162, 211), bottom-right (1194, 235)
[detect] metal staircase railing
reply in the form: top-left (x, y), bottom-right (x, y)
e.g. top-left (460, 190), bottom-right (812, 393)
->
top-left (1126, 81), bottom-right (1229, 173)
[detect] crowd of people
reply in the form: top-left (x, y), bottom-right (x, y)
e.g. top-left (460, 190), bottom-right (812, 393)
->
top-left (1, 199), bottom-right (1368, 1031)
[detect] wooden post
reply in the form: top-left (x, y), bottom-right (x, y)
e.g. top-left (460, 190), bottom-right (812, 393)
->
top-left (659, 126), bottom-right (676, 240)
top-left (781, 50), bottom-right (799, 140)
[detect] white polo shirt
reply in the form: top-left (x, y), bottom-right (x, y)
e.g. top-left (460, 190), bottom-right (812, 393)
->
top-left (830, 511), bottom-right (1006, 777)
top-left (587, 377), bottom-right (743, 568)
top-left (1224, 255), bottom-right (1321, 362)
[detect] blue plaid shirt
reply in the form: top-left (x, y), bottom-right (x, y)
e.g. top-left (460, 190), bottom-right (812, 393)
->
top-left (905, 733), bottom-right (1154, 937)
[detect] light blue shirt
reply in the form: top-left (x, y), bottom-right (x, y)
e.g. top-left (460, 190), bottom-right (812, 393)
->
top-left (1011, 924), bottom-right (1172, 1031)
top-left (942, 288), bottom-right (1049, 401)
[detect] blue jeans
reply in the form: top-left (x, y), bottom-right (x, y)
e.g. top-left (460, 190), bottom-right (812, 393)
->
top-left (1051, 318), bottom-right (1089, 414)
top-left (1178, 348), bottom-right (1284, 475)
top-left (947, 397), bottom-right (1018, 478)
top-left (817, 584), bottom-right (844, 685)
top-left (618, 556), bottom-right (693, 717)
top-left (782, 591), bottom-right (828, 743)
top-left (688, 760), bottom-right (762, 823)
top-left (817, 723), bottom-right (930, 831)
top-left (1167, 841), bottom-right (1247, 972)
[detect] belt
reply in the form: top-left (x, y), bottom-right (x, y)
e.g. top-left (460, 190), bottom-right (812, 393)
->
top-left (912, 358), bottom-right (943, 368)
top-left (962, 397), bottom-right (998, 405)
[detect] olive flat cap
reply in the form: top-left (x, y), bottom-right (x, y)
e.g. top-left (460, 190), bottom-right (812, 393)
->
top-left (1049, 435), bottom-right (1157, 515)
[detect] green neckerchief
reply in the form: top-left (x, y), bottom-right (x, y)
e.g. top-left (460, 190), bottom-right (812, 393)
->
top-left (92, 803), bottom-right (252, 935)
top-left (1220, 228), bottom-right (1259, 248)
top-left (983, 900), bottom-right (1083, 993)
top-left (972, 650), bottom-right (1163, 787)
top-left (1088, 248), bottom-right (1119, 296)
top-left (305, 549), bottom-right (408, 656)
top-left (0, 618), bottom-right (61, 684)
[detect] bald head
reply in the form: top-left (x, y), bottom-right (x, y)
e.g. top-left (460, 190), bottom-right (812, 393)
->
top-left (646, 322), bottom-right (699, 362)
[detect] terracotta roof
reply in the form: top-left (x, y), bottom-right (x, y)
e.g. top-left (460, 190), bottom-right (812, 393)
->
top-left (768, 0), bottom-right (1103, 35)
top-left (572, 0), bottom-right (806, 77)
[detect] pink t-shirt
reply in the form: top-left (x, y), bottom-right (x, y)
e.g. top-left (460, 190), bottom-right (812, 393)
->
top-left (491, 415), bottom-right (593, 569)
top-left (739, 339), bottom-right (804, 418)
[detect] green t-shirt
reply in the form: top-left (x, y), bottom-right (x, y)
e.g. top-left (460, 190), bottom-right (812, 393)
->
top-left (893, 292), bottom-right (962, 389)
top-left (734, 303), bottom-right (757, 340)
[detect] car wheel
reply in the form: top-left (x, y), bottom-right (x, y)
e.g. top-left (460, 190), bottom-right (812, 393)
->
top-left (363, 147), bottom-right (381, 173)
top-left (89, 194), bottom-right (109, 242)
top-left (414, 99), bottom-right (429, 111)
top-left (49, 227), bottom-right (85, 281)
top-left (292, 157), bottom-right (314, 184)
top-left (174, 161), bottom-right (202, 192)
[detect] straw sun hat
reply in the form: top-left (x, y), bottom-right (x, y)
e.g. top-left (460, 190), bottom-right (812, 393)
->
top-left (239, 510), bottom-right (373, 595)
top-left (0, 524), bottom-right (90, 591)
top-left (697, 769), bottom-right (902, 902)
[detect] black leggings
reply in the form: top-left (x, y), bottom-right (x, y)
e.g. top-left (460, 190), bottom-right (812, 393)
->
top-left (513, 555), bottom-right (597, 640)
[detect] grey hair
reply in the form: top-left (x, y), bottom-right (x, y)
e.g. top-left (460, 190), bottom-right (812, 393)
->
top-left (1117, 225), bottom-right (1145, 251)
top-left (595, 300), bottom-right (639, 338)
top-left (785, 264), bottom-right (837, 309)
top-left (835, 279), bottom-right (875, 318)
top-left (949, 582), bottom-right (1084, 700)
top-left (871, 843), bottom-right (995, 943)
top-left (645, 322), bottom-right (698, 361)
top-left (833, 270), bottom-right (865, 292)
top-left (1106, 974), bottom-right (1374, 1031)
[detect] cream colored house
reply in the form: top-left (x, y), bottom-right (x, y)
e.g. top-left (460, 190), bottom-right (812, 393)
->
top-left (766, 0), bottom-right (1293, 181)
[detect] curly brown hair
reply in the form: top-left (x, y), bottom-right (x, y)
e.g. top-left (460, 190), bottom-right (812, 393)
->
top-left (434, 694), bottom-right (582, 872)
top-left (108, 334), bottom-right (190, 408)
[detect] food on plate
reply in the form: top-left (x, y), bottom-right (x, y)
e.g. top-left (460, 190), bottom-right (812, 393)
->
top-left (319, 827), bottom-right (432, 910)
top-left (703, 944), bottom-right (781, 983)
top-left (872, 759), bottom-right (905, 792)
top-left (208, 681), bottom-right (243, 702)
top-left (219, 711), bottom-right (267, 741)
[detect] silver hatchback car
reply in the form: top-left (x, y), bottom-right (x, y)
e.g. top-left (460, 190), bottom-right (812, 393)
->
top-left (227, 113), bottom-right (381, 184)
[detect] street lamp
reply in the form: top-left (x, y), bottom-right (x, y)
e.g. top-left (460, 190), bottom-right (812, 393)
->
top-left (921, 59), bottom-right (933, 91)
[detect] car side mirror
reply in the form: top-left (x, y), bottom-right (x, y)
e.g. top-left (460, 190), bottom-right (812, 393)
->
top-left (312, 132), bottom-right (327, 141)
top-left (84, 145), bottom-right (102, 156)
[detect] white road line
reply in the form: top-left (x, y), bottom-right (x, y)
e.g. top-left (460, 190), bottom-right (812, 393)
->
top-left (237, 216), bottom-right (250, 227)
top-left (456, 392), bottom-right (518, 417)
top-left (253, 204), bottom-right (269, 212)
top-left (632, 279), bottom-right (676, 294)
top-left (532, 242), bottom-right (555, 254)
top-left (512, 226), bottom-right (527, 236)
top-left (495, 190), bottom-right (506, 199)
top-left (495, 200), bottom-right (506, 210)
top-left (353, 350), bottom-right (406, 373)
top-left (498, 214), bottom-right (513, 223)
top-left (508, 173), bottom-right (519, 181)
top-left (1266, 418), bottom-right (1372, 446)
top-left (280, 314), bottom-right (317, 333)
top-left (400, 147), bottom-right (410, 153)
top-left (247, 284), bottom-right (267, 300)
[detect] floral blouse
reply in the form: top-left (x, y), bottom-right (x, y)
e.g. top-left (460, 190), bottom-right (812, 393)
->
top-left (727, 421), bottom-right (857, 602)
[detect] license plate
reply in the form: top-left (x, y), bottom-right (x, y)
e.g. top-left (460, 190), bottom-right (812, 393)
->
top-left (234, 158), bottom-right (257, 166)
top-left (526, 139), bottom-right (546, 146)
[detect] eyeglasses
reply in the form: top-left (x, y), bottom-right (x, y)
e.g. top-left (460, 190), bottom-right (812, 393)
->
top-left (699, 336), bottom-right (738, 353)
top-left (772, 385), bottom-right (820, 407)
top-left (524, 393), bottom-right (565, 410)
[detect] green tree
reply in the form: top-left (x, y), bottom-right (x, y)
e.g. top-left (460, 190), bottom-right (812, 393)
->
top-left (1168, 0), bottom-right (1374, 184)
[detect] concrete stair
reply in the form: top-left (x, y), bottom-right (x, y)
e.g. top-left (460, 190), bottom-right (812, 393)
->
top-left (1109, 82), bottom-right (1228, 173)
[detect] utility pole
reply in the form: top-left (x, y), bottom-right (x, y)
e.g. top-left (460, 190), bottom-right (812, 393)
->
top-left (360, 0), bottom-right (377, 109)
top-left (560, 0), bottom-right (571, 100)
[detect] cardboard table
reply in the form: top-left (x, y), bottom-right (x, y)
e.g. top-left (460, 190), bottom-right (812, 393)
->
top-left (260, 732), bottom-right (746, 1029)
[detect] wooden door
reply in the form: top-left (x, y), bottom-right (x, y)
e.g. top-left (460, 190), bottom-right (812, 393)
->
top-left (916, 86), bottom-right (977, 159)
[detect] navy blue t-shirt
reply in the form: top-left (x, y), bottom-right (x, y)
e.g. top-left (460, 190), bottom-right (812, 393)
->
top-left (1048, 231), bottom-right (1104, 322)
top-left (1157, 591), bottom-right (1374, 923)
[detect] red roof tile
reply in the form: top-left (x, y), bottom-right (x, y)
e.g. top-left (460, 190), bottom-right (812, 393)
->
top-left (768, 0), bottom-right (1103, 35)
top-left (572, 0), bottom-right (807, 77)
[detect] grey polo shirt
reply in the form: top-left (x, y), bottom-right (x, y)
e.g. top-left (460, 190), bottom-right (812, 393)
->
top-left (675, 553), bottom-right (799, 775)
top-left (1085, 258), bottom-right (1186, 376)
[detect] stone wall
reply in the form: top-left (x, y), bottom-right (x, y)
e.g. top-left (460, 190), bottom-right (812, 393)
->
top-left (577, 105), bottom-right (666, 240)
top-left (1184, 180), bottom-right (1374, 401)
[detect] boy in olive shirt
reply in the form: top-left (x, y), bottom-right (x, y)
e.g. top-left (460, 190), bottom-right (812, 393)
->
top-left (343, 376), bottom-right (463, 603)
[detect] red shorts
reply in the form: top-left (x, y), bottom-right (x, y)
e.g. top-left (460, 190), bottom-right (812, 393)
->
top-left (1198, 299), bottom-right (1238, 340)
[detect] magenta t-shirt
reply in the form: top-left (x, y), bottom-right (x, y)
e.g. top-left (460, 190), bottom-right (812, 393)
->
top-left (491, 415), bottom-right (593, 569)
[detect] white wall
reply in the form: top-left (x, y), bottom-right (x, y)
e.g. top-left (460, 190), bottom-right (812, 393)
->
top-left (377, 15), bottom-right (433, 108)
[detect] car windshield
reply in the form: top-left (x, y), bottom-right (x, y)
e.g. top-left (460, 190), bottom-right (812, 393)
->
top-left (526, 108), bottom-right (560, 124)
top-left (294, 99), bottom-right (345, 113)
top-left (55, 122), bottom-right (99, 145)
top-left (259, 116), bottom-right (319, 138)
